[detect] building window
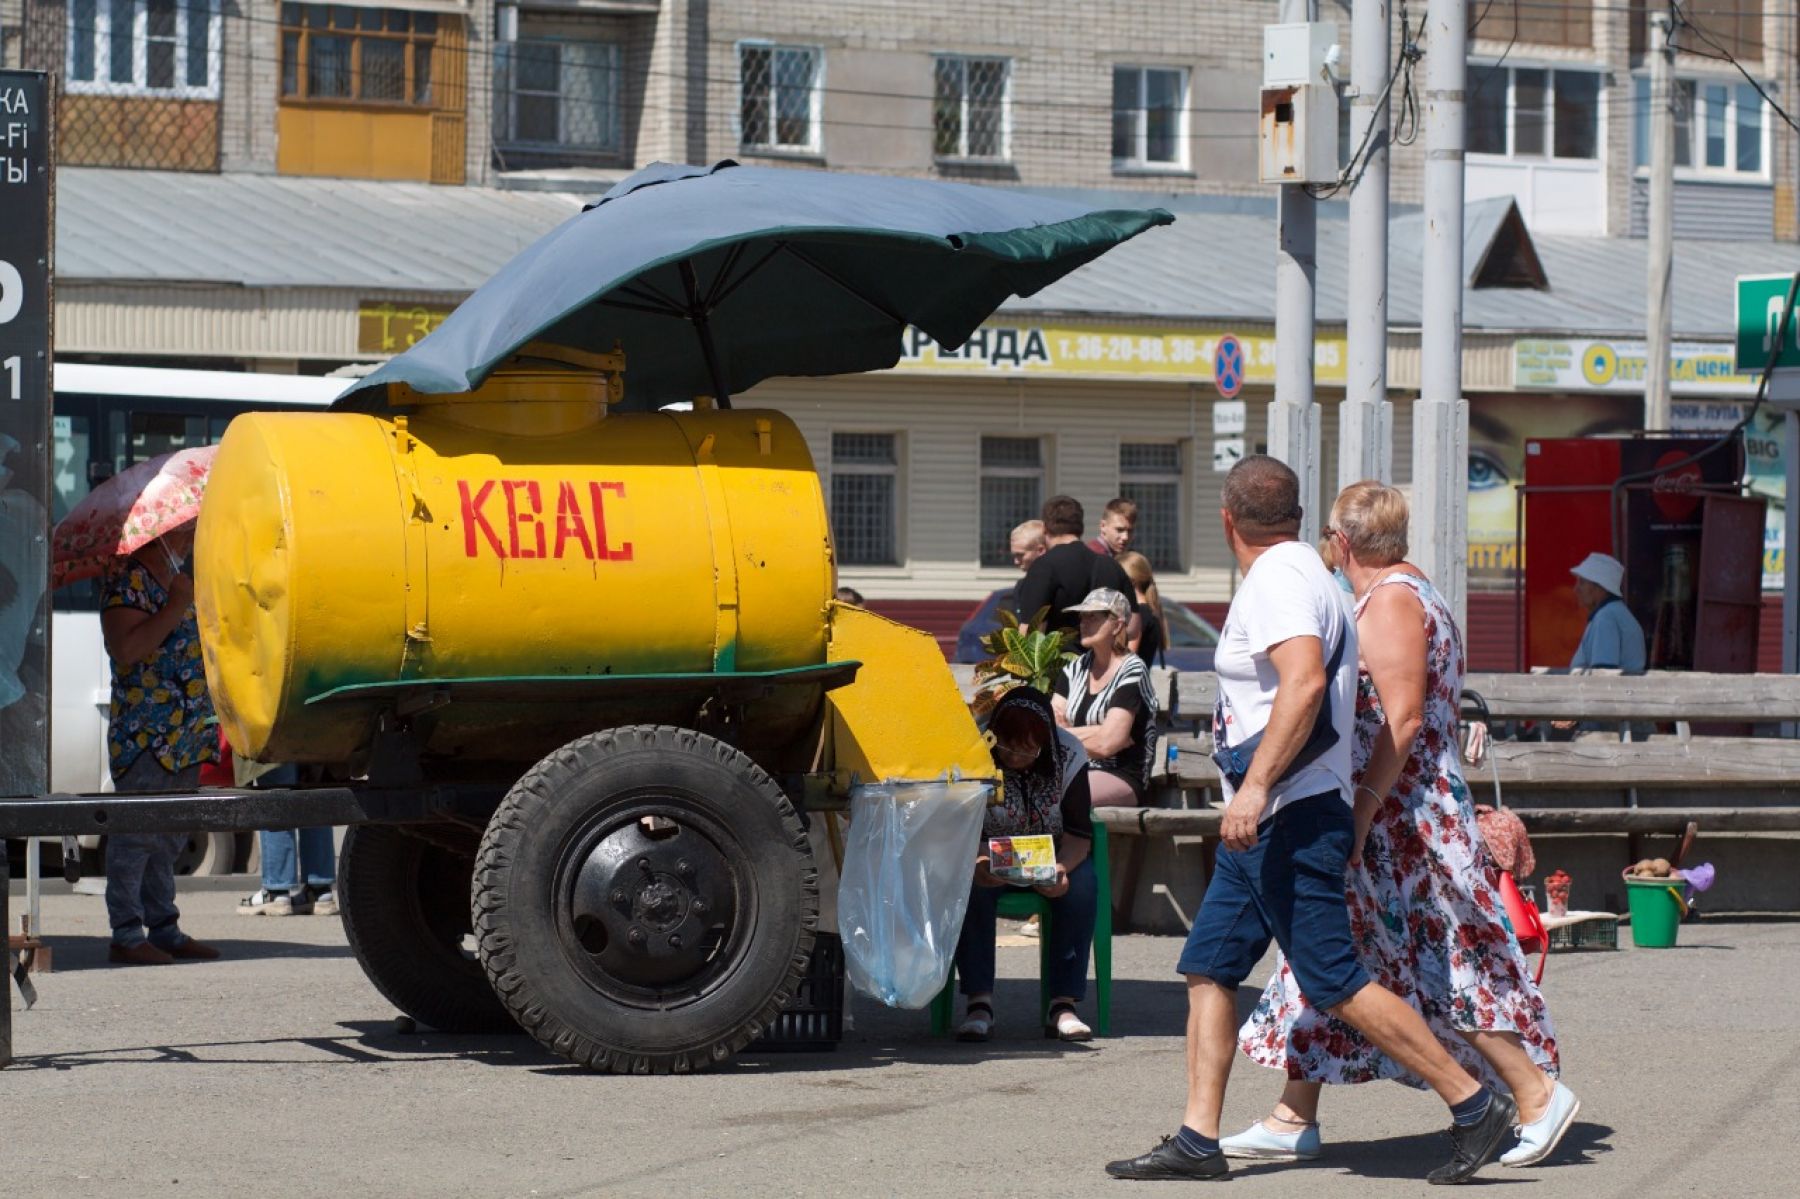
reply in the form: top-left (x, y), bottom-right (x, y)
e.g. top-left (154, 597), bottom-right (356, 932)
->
top-left (934, 55), bottom-right (1009, 162)
top-left (1633, 77), bottom-right (1765, 177)
top-left (66, 0), bottom-right (220, 98)
top-left (1112, 65), bottom-right (1187, 170)
top-left (496, 40), bottom-right (622, 155)
top-left (739, 42), bottom-right (821, 154)
top-left (279, 5), bottom-right (438, 107)
top-left (978, 436), bottom-right (1043, 568)
top-left (1467, 65), bottom-right (1599, 160)
top-left (1120, 442), bottom-right (1183, 573)
top-left (831, 433), bottom-right (899, 567)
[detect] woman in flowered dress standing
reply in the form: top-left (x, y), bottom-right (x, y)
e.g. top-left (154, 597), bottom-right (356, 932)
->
top-left (1224, 482), bottom-right (1578, 1170)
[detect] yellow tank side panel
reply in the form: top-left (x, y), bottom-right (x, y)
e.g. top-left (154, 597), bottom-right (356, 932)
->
top-left (824, 602), bottom-right (997, 786)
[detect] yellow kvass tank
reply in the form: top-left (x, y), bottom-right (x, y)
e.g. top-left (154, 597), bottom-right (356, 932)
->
top-left (196, 354), bottom-right (837, 767)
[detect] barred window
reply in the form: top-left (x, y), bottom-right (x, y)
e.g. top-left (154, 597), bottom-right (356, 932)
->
top-left (831, 433), bottom-right (899, 567)
top-left (496, 40), bottom-right (622, 154)
top-left (978, 436), bottom-right (1042, 568)
top-left (740, 43), bottom-right (821, 153)
top-left (1112, 65), bottom-right (1187, 169)
top-left (280, 6), bottom-right (438, 107)
top-left (934, 55), bottom-right (1010, 161)
top-left (67, 0), bottom-right (220, 99)
top-left (1120, 442), bottom-right (1183, 573)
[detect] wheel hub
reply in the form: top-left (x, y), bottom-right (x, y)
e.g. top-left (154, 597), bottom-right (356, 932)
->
top-left (568, 816), bottom-right (737, 989)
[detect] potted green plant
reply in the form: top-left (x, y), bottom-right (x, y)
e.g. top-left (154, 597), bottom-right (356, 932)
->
top-left (970, 606), bottom-right (1073, 719)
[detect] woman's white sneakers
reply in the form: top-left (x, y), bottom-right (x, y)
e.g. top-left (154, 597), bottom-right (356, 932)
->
top-left (1216, 1082), bottom-right (1577, 1171)
top-left (1220, 1120), bottom-right (1323, 1162)
top-left (1501, 1082), bottom-right (1581, 1167)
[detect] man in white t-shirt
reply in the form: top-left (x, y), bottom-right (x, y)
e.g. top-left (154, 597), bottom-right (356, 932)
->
top-left (1107, 457), bottom-right (1518, 1186)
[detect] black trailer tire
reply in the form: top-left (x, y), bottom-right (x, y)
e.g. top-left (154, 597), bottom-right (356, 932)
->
top-left (474, 726), bottom-right (818, 1074)
top-left (339, 824), bottom-right (516, 1034)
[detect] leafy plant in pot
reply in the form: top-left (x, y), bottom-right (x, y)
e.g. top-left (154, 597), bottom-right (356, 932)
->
top-left (970, 606), bottom-right (1074, 719)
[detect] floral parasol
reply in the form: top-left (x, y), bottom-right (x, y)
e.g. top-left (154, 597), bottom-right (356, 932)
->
top-left (50, 445), bottom-right (215, 589)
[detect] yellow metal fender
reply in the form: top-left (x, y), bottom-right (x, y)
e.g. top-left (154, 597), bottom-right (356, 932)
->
top-left (823, 602), bottom-right (997, 787)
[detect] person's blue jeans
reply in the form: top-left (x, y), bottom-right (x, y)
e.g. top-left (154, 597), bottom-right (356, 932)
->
top-left (955, 856), bottom-right (1097, 1001)
top-left (260, 827), bottom-right (336, 894)
top-left (1176, 791), bottom-right (1371, 1011)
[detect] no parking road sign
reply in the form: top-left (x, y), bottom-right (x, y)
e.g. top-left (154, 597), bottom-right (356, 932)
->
top-left (1213, 334), bottom-right (1245, 399)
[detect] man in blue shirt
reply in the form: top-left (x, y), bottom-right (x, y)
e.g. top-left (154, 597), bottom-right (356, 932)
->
top-left (1569, 553), bottom-right (1646, 673)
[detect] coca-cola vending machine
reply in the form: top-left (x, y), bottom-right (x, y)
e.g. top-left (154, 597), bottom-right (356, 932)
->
top-left (1522, 435), bottom-right (1757, 671)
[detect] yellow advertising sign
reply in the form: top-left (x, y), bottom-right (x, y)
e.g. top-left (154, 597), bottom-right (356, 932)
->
top-left (891, 322), bottom-right (1347, 385)
top-left (358, 301), bottom-right (456, 354)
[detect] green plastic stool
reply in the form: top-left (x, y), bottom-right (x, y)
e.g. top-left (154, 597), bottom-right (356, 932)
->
top-left (930, 821), bottom-right (1112, 1036)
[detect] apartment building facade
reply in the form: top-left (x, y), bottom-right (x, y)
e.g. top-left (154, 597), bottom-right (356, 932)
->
top-left (3, 0), bottom-right (1795, 637)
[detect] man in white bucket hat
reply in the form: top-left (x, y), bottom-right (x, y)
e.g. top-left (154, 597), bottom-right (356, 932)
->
top-left (1568, 552), bottom-right (1646, 673)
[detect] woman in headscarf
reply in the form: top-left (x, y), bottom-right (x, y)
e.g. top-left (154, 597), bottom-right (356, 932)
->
top-left (954, 687), bottom-right (1098, 1043)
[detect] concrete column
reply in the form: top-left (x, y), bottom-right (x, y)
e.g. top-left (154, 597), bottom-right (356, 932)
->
top-left (1271, 0), bottom-right (1322, 544)
top-left (1340, 0), bottom-right (1393, 492)
top-left (1415, 0), bottom-right (1469, 626)
top-left (1645, 12), bottom-right (1675, 431)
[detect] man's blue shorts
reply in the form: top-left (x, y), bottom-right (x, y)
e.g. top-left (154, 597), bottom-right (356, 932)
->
top-left (1176, 791), bottom-right (1369, 1011)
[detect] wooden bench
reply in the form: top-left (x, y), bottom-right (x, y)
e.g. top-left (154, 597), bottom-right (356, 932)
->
top-left (954, 665), bottom-right (1800, 925)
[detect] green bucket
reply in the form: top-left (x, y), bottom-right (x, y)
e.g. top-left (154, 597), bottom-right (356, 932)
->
top-left (1624, 877), bottom-right (1684, 948)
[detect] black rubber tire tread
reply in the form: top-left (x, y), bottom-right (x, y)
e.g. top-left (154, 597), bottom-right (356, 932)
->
top-left (473, 725), bottom-right (818, 1074)
top-left (339, 823), bottom-right (516, 1034)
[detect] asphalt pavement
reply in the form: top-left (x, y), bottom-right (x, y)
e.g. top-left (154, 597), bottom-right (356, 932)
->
top-left (3, 877), bottom-right (1794, 1198)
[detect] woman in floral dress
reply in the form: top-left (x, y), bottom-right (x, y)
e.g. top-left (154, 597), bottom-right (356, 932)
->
top-left (100, 526), bottom-right (223, 965)
top-left (1225, 482), bottom-right (1578, 1169)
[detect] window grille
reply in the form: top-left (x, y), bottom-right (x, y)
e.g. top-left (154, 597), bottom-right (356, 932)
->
top-left (934, 55), bottom-right (1009, 161)
top-left (495, 39), bottom-right (622, 158)
top-left (831, 433), bottom-right (898, 566)
top-left (1120, 442), bottom-right (1183, 573)
top-left (978, 436), bottom-right (1042, 567)
top-left (66, 0), bottom-right (219, 98)
top-left (279, 6), bottom-right (439, 107)
top-left (740, 43), bottom-right (821, 153)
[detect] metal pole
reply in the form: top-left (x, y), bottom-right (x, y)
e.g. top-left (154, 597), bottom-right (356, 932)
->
top-left (1272, 0), bottom-right (1323, 543)
top-left (1646, 11), bottom-right (1675, 432)
top-left (1414, 0), bottom-right (1470, 626)
top-left (2, 847), bottom-right (12, 1067)
top-left (1342, 0), bottom-right (1394, 491)
top-left (1786, 411), bottom-right (1799, 677)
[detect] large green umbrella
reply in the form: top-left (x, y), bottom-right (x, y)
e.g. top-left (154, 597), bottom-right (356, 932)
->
top-left (336, 161), bottom-right (1172, 412)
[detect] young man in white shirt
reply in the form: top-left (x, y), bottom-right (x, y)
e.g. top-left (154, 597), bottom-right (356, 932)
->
top-left (1106, 456), bottom-right (1517, 1186)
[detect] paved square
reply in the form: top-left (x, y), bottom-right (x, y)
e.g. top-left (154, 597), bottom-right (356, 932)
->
top-left (4, 880), bottom-right (1794, 1197)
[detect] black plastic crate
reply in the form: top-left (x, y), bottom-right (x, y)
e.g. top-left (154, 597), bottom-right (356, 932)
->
top-left (752, 931), bottom-right (844, 1052)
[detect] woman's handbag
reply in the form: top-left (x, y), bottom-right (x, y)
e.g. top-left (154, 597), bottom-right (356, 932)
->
top-left (1498, 869), bottom-right (1548, 983)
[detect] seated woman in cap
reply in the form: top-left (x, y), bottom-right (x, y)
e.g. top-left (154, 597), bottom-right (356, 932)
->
top-left (1052, 587), bottom-right (1159, 807)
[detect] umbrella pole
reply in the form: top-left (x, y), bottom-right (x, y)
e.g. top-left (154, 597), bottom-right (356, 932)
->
top-left (679, 260), bottom-right (733, 411)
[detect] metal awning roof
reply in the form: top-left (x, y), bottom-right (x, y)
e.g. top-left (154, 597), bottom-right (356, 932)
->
top-left (55, 168), bottom-right (1800, 342)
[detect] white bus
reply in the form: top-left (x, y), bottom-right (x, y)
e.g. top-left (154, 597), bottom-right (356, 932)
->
top-left (51, 365), bottom-right (345, 868)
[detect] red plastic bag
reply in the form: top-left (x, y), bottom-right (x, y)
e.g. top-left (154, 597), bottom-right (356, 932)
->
top-left (1498, 869), bottom-right (1547, 983)
top-left (197, 725), bottom-right (233, 787)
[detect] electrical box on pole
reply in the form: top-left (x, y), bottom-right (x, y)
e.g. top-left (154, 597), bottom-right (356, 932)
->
top-left (1260, 22), bottom-right (1340, 184)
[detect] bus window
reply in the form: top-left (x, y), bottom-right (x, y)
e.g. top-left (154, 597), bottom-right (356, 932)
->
top-left (120, 410), bottom-right (208, 471)
top-left (51, 411), bottom-right (91, 525)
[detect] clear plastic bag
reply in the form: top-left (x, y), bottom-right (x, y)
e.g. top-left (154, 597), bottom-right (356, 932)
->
top-left (837, 780), bottom-right (991, 1009)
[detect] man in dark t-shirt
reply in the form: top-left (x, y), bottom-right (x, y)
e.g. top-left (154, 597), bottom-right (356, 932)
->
top-left (1015, 495), bottom-right (1137, 639)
